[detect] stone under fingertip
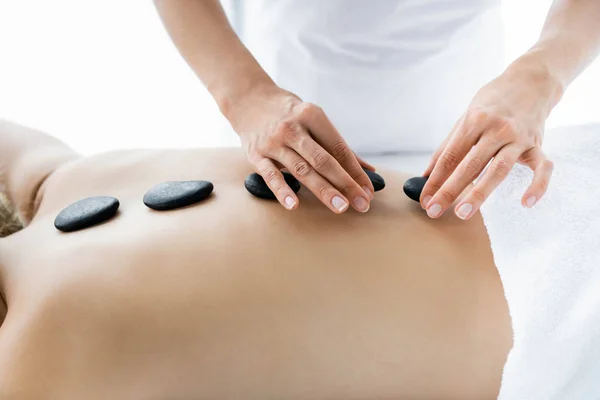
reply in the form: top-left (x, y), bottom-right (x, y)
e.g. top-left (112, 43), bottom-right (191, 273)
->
top-left (363, 168), bottom-right (385, 192)
top-left (54, 196), bottom-right (120, 232)
top-left (245, 172), bottom-right (301, 200)
top-left (403, 176), bottom-right (429, 202)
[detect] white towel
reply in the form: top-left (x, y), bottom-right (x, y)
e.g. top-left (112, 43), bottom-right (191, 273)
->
top-left (480, 123), bottom-right (600, 399)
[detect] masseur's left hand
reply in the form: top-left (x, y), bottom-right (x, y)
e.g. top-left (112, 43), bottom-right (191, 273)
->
top-left (420, 64), bottom-right (559, 220)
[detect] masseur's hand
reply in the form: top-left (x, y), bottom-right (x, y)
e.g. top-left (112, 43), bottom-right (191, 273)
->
top-left (153, 0), bottom-right (373, 215)
top-left (230, 83), bottom-right (375, 214)
top-left (420, 64), bottom-right (559, 220)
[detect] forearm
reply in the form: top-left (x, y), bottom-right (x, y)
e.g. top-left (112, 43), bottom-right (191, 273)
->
top-left (508, 0), bottom-right (600, 110)
top-left (153, 0), bottom-right (275, 120)
top-left (0, 120), bottom-right (77, 222)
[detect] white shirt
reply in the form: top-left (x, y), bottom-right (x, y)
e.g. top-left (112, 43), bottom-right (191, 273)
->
top-left (239, 0), bottom-right (504, 153)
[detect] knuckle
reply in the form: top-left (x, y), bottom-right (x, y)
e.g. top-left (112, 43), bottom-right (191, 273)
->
top-left (337, 183), bottom-right (354, 196)
top-left (261, 138), bottom-right (278, 154)
top-left (329, 141), bottom-right (353, 162)
top-left (538, 176), bottom-right (550, 191)
top-left (292, 160), bottom-right (312, 178)
top-left (491, 156), bottom-right (512, 177)
top-left (465, 156), bottom-right (484, 177)
top-left (262, 168), bottom-right (279, 185)
top-left (297, 102), bottom-right (322, 119)
top-left (244, 135), bottom-right (263, 154)
top-left (501, 118), bottom-right (518, 131)
top-left (273, 185), bottom-right (288, 198)
top-left (426, 181), bottom-right (442, 194)
top-left (467, 108), bottom-right (489, 124)
top-left (318, 185), bottom-right (331, 200)
top-left (295, 135), bottom-right (313, 152)
top-left (493, 124), bottom-right (517, 143)
top-left (247, 150), bottom-right (262, 164)
top-left (351, 170), bottom-right (368, 182)
top-left (265, 144), bottom-right (280, 156)
top-left (441, 150), bottom-right (461, 172)
top-left (275, 120), bottom-right (298, 142)
top-left (519, 149), bottom-right (534, 164)
top-left (438, 190), bottom-right (455, 204)
top-left (470, 188), bottom-right (486, 203)
top-left (312, 150), bottom-right (332, 170)
top-left (254, 157), bottom-right (271, 170)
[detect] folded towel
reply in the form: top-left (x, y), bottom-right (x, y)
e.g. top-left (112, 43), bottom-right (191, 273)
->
top-left (480, 123), bottom-right (600, 399)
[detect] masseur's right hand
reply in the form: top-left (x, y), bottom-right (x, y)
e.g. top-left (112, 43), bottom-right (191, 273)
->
top-left (153, 0), bottom-right (373, 213)
top-left (229, 84), bottom-right (374, 213)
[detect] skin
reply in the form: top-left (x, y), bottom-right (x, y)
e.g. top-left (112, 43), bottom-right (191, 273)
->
top-left (154, 0), bottom-right (600, 217)
top-left (0, 121), bottom-right (512, 399)
top-left (422, 0), bottom-right (600, 220)
top-left (153, 0), bottom-right (374, 215)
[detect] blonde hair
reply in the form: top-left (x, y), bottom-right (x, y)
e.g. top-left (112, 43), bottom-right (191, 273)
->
top-left (0, 192), bottom-right (23, 237)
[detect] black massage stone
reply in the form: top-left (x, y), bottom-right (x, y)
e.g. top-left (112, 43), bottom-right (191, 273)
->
top-left (364, 168), bottom-right (385, 192)
top-left (143, 181), bottom-right (214, 211)
top-left (403, 176), bottom-right (429, 202)
top-left (245, 172), bottom-right (301, 200)
top-left (54, 196), bottom-right (120, 232)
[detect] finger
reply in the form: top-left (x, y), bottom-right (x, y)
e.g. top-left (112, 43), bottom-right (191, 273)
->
top-left (354, 152), bottom-right (376, 172)
top-left (296, 103), bottom-right (375, 198)
top-left (519, 148), bottom-right (554, 208)
top-left (453, 145), bottom-right (522, 220)
top-left (254, 157), bottom-right (299, 210)
top-left (277, 147), bottom-right (351, 214)
top-left (420, 117), bottom-right (484, 209)
top-left (423, 117), bottom-right (462, 177)
top-left (424, 138), bottom-right (502, 219)
top-left (423, 136), bottom-right (449, 178)
top-left (290, 136), bottom-right (371, 212)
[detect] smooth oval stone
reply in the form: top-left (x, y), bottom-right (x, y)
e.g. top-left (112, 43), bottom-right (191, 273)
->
top-left (143, 180), bottom-right (214, 211)
top-left (245, 172), bottom-right (301, 200)
top-left (54, 196), bottom-right (120, 232)
top-left (364, 168), bottom-right (385, 192)
top-left (403, 176), bottom-right (429, 202)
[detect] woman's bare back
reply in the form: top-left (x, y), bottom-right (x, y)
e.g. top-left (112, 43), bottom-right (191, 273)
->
top-left (0, 148), bottom-right (510, 399)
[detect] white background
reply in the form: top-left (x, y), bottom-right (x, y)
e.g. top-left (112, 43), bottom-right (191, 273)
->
top-left (0, 0), bottom-right (598, 155)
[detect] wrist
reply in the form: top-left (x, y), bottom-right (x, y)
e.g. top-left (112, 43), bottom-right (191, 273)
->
top-left (506, 50), bottom-right (566, 114)
top-left (211, 68), bottom-right (276, 125)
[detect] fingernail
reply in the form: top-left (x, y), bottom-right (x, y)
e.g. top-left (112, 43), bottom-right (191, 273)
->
top-left (525, 196), bottom-right (537, 208)
top-left (427, 203), bottom-right (443, 218)
top-left (353, 197), bottom-right (370, 213)
top-left (332, 196), bottom-right (348, 212)
top-left (362, 186), bottom-right (373, 199)
top-left (456, 203), bottom-right (473, 220)
top-left (284, 196), bottom-right (296, 209)
top-left (422, 196), bottom-right (432, 208)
